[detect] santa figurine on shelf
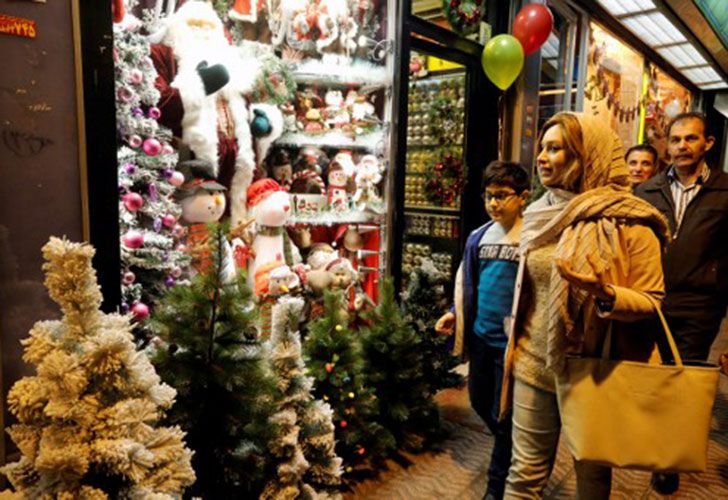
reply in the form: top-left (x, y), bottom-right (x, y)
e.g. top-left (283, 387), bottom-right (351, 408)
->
top-left (149, 0), bottom-right (283, 228)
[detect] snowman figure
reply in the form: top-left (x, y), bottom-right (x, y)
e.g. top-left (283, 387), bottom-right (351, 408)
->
top-left (246, 178), bottom-right (301, 295)
top-left (177, 160), bottom-right (237, 282)
top-left (326, 151), bottom-right (355, 212)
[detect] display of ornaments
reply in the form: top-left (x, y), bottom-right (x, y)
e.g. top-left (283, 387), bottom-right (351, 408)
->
top-left (405, 213), bottom-right (459, 239)
top-left (407, 76), bottom-right (465, 146)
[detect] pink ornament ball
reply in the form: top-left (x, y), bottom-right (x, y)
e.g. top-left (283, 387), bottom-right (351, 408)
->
top-left (128, 134), bottom-right (143, 148)
top-left (173, 224), bottom-right (186, 238)
top-left (128, 69), bottom-right (144, 85)
top-left (148, 106), bottom-right (162, 120)
top-left (143, 138), bottom-right (162, 157)
top-left (117, 86), bottom-right (133, 103)
top-left (161, 143), bottom-right (174, 155)
top-left (169, 171), bottom-right (185, 187)
top-left (131, 302), bottom-right (150, 321)
top-left (122, 271), bottom-right (136, 285)
top-left (162, 214), bottom-right (177, 228)
top-left (122, 192), bottom-right (144, 212)
top-left (171, 266), bottom-right (183, 278)
top-left (122, 230), bottom-right (145, 249)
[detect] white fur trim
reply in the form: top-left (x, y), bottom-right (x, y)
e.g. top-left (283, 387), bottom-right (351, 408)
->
top-left (227, 94), bottom-right (256, 228)
top-left (171, 64), bottom-right (220, 173)
top-left (252, 103), bottom-right (284, 168)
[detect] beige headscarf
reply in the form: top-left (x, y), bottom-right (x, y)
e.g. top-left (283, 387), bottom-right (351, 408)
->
top-left (520, 112), bottom-right (670, 372)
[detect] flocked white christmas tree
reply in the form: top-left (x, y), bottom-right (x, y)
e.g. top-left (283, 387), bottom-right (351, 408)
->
top-left (0, 237), bottom-right (195, 499)
top-left (262, 296), bottom-right (342, 499)
top-left (114, 21), bottom-right (189, 342)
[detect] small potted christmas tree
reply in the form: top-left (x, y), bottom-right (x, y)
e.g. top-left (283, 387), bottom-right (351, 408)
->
top-left (150, 224), bottom-right (278, 497)
top-left (0, 237), bottom-right (195, 498)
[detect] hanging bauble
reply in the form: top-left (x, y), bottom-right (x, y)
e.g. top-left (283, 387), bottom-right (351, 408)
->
top-left (325, 363), bottom-right (334, 373)
top-left (171, 266), bottom-right (183, 278)
top-left (176, 243), bottom-right (188, 253)
top-left (122, 271), bottom-right (136, 285)
top-left (169, 171), bottom-right (185, 187)
top-left (348, 392), bottom-right (355, 399)
top-left (173, 224), bottom-right (186, 239)
top-left (132, 107), bottom-right (144, 118)
top-left (131, 302), bottom-right (150, 321)
top-left (335, 324), bottom-right (343, 332)
top-left (357, 447), bottom-right (366, 455)
top-left (162, 168), bottom-right (174, 179)
top-left (162, 214), bottom-right (177, 228)
top-left (153, 218), bottom-right (163, 233)
top-left (161, 143), bottom-right (174, 155)
top-left (340, 420), bottom-right (348, 428)
top-left (251, 108), bottom-right (273, 137)
top-left (148, 106), bottom-right (162, 120)
top-left (121, 301), bottom-right (129, 313)
top-left (128, 68), bottom-right (144, 86)
top-left (123, 163), bottom-right (136, 175)
top-left (165, 276), bottom-right (176, 287)
top-left (122, 192), bottom-right (144, 212)
top-left (127, 134), bottom-right (143, 148)
top-left (122, 230), bottom-right (145, 249)
top-left (143, 138), bottom-right (162, 156)
top-left (148, 183), bottom-right (158, 202)
top-left (117, 86), bottom-right (133, 103)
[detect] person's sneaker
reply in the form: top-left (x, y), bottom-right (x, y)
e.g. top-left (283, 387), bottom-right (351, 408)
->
top-left (651, 472), bottom-right (679, 495)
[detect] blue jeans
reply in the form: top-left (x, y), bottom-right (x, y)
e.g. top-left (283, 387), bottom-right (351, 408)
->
top-left (468, 336), bottom-right (512, 498)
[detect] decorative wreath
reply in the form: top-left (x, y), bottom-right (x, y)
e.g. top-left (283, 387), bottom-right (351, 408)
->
top-left (253, 58), bottom-right (297, 106)
top-left (443, 0), bottom-right (484, 36)
top-left (424, 151), bottom-right (466, 207)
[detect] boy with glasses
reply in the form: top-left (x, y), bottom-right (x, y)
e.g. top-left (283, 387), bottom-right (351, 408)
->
top-left (436, 160), bottom-right (529, 500)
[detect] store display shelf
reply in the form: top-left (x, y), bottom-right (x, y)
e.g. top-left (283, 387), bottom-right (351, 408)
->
top-left (277, 129), bottom-right (386, 150)
top-left (292, 60), bottom-right (391, 88)
top-left (287, 210), bottom-right (384, 226)
top-left (404, 204), bottom-right (460, 213)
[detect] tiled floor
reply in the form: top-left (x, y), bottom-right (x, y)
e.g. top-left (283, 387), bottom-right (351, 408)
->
top-left (347, 317), bottom-right (728, 499)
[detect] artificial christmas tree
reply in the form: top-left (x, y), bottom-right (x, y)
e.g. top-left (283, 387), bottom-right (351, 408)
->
top-left (303, 291), bottom-right (394, 475)
top-left (361, 278), bottom-right (442, 452)
top-left (401, 261), bottom-right (464, 393)
top-left (0, 237), bottom-right (195, 499)
top-left (115, 22), bottom-right (188, 343)
top-left (150, 224), bottom-right (279, 498)
top-left (262, 296), bottom-right (342, 498)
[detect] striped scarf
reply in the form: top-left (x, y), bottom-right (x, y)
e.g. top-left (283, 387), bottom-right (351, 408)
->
top-left (520, 113), bottom-right (670, 373)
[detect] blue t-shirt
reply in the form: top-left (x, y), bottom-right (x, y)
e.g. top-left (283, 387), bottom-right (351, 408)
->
top-left (473, 221), bottom-right (520, 348)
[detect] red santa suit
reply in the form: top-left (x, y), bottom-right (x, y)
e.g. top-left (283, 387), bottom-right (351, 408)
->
top-left (150, 1), bottom-right (281, 227)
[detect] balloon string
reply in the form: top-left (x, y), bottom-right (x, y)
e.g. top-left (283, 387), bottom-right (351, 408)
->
top-left (497, 93), bottom-right (504, 160)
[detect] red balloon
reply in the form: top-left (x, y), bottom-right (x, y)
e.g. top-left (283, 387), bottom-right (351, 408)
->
top-left (513, 4), bottom-right (554, 56)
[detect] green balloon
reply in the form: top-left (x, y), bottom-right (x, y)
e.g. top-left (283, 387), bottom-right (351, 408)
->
top-left (481, 34), bottom-right (525, 91)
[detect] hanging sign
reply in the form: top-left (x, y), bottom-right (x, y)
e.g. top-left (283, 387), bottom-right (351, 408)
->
top-left (0, 13), bottom-right (37, 39)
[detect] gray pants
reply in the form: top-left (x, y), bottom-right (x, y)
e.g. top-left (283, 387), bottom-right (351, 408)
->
top-left (504, 378), bottom-right (611, 499)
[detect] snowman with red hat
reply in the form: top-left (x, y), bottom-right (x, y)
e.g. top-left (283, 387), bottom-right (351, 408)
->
top-left (245, 178), bottom-right (301, 296)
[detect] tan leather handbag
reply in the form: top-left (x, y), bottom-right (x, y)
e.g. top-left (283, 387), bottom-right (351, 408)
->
top-left (555, 296), bottom-right (720, 472)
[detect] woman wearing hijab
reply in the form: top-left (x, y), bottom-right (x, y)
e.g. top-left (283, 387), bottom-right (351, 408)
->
top-left (501, 112), bottom-right (670, 499)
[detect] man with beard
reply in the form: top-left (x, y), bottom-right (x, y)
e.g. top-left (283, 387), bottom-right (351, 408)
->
top-left (635, 112), bottom-right (728, 495)
top-left (150, 0), bottom-right (282, 227)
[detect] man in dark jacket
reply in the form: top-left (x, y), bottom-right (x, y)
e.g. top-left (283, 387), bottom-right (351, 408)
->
top-left (635, 111), bottom-right (728, 494)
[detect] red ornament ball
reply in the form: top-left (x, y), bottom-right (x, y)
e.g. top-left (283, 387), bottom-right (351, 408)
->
top-left (131, 302), bottom-right (150, 321)
top-left (325, 363), bottom-right (334, 373)
top-left (143, 138), bottom-right (162, 157)
top-left (122, 230), bottom-right (145, 249)
top-left (162, 214), bottom-right (177, 228)
top-left (340, 420), bottom-right (348, 428)
top-left (357, 447), bottom-right (366, 455)
top-left (122, 192), bottom-right (144, 212)
top-left (122, 271), bottom-right (136, 285)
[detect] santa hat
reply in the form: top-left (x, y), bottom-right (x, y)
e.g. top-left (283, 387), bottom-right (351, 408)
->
top-left (247, 178), bottom-right (283, 208)
top-left (229, 0), bottom-right (258, 23)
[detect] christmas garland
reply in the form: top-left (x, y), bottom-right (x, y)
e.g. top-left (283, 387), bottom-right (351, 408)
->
top-left (424, 150), bottom-right (466, 207)
top-left (443, 0), bottom-right (484, 36)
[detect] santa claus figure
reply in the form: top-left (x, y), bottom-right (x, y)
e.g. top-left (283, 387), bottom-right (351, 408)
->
top-left (150, 1), bottom-right (282, 228)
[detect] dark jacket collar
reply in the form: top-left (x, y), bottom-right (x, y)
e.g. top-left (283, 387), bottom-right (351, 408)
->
top-left (640, 165), bottom-right (728, 192)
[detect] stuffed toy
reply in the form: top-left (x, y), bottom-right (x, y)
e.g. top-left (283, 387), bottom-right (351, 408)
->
top-left (246, 178), bottom-right (301, 295)
top-left (149, 1), bottom-right (283, 227)
top-left (268, 149), bottom-right (294, 189)
top-left (352, 153), bottom-right (383, 210)
top-left (176, 160), bottom-right (237, 282)
top-left (326, 152), bottom-right (355, 212)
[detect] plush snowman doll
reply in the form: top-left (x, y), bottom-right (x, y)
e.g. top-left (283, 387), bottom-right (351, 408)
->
top-left (352, 154), bottom-right (383, 210)
top-left (246, 178), bottom-right (301, 295)
top-left (177, 160), bottom-right (237, 282)
top-left (326, 152), bottom-right (355, 212)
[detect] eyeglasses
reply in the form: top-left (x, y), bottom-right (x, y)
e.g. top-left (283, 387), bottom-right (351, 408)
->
top-left (482, 191), bottom-right (518, 203)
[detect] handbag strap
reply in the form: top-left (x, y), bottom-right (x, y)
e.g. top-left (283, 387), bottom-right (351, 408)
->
top-left (600, 294), bottom-right (683, 367)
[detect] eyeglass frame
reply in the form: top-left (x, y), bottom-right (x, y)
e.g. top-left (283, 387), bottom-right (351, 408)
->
top-left (481, 189), bottom-right (521, 203)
